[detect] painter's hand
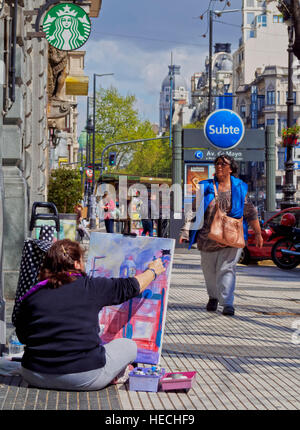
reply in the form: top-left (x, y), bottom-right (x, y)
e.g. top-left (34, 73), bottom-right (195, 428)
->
top-left (148, 258), bottom-right (165, 277)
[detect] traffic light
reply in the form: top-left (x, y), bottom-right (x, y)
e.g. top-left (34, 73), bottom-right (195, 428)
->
top-left (108, 152), bottom-right (116, 166)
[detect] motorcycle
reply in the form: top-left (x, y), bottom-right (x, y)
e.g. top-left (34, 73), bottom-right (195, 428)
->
top-left (271, 227), bottom-right (300, 270)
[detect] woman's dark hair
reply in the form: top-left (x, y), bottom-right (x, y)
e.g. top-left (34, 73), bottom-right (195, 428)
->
top-left (38, 239), bottom-right (86, 288)
top-left (214, 154), bottom-right (238, 177)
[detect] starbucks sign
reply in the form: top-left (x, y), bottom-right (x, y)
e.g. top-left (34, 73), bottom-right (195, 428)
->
top-left (43, 3), bottom-right (91, 51)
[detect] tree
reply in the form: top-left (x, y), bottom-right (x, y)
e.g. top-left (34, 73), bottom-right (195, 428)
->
top-left (94, 86), bottom-right (156, 171)
top-left (125, 136), bottom-right (172, 177)
top-left (48, 168), bottom-right (82, 213)
top-left (183, 120), bottom-right (206, 129)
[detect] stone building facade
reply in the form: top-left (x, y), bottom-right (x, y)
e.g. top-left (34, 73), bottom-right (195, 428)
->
top-left (0, 0), bottom-right (101, 353)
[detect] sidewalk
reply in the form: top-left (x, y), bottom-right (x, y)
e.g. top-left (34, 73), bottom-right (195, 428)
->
top-left (1, 245), bottom-right (300, 411)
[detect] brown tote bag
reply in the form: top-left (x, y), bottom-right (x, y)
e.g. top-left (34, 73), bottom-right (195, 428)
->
top-left (207, 181), bottom-right (245, 248)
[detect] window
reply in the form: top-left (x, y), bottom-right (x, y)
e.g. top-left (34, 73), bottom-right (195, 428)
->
top-left (277, 91), bottom-right (280, 105)
top-left (246, 30), bottom-right (256, 39)
top-left (262, 15), bottom-right (267, 27)
top-left (273, 15), bottom-right (283, 23)
top-left (247, 12), bottom-right (255, 25)
top-left (240, 104), bottom-right (246, 118)
top-left (266, 91), bottom-right (275, 105)
top-left (246, 0), bottom-right (255, 7)
top-left (266, 118), bottom-right (275, 126)
top-left (258, 95), bottom-right (265, 111)
top-left (278, 118), bottom-right (281, 137)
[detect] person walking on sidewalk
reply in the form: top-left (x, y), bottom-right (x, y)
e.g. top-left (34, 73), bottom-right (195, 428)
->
top-left (15, 239), bottom-right (165, 391)
top-left (179, 155), bottom-right (263, 316)
top-left (74, 203), bottom-right (90, 241)
top-left (99, 191), bottom-right (115, 233)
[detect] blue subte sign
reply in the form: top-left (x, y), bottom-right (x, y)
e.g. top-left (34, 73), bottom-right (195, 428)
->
top-left (204, 109), bottom-right (245, 150)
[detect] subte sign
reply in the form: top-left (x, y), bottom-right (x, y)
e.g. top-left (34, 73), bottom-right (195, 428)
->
top-left (204, 109), bottom-right (245, 150)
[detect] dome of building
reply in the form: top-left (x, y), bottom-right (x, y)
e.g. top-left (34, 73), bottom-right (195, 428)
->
top-left (220, 57), bottom-right (232, 72)
top-left (161, 65), bottom-right (188, 91)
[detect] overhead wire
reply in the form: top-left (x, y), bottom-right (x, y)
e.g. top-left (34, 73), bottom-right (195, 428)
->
top-left (90, 30), bottom-right (208, 48)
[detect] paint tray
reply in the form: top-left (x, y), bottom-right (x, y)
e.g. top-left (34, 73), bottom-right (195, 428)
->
top-left (160, 371), bottom-right (196, 391)
top-left (129, 367), bottom-right (165, 392)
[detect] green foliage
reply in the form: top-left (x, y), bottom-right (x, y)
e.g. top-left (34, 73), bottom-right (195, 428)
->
top-left (93, 86), bottom-right (170, 177)
top-left (183, 120), bottom-right (205, 129)
top-left (48, 168), bottom-right (82, 213)
top-left (125, 136), bottom-right (172, 177)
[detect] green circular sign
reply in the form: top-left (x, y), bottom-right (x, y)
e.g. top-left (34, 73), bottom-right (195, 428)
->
top-left (43, 3), bottom-right (91, 51)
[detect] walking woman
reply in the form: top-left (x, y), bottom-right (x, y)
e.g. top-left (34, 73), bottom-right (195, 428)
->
top-left (179, 155), bottom-right (263, 316)
top-left (15, 239), bottom-right (165, 390)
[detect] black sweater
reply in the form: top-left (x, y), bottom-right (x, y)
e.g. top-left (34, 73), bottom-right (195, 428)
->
top-left (15, 276), bottom-right (140, 374)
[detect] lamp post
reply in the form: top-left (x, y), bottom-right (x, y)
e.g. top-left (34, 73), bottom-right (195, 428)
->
top-left (207, 9), bottom-right (240, 115)
top-left (89, 73), bottom-right (114, 229)
top-left (281, 23), bottom-right (297, 209)
top-left (85, 116), bottom-right (93, 212)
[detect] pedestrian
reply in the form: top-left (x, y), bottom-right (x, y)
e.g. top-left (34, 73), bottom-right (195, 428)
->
top-left (74, 203), bottom-right (90, 241)
top-left (179, 155), bottom-right (263, 316)
top-left (99, 191), bottom-right (115, 233)
top-left (141, 198), bottom-right (153, 237)
top-left (15, 239), bottom-right (165, 391)
top-left (140, 193), bottom-right (158, 237)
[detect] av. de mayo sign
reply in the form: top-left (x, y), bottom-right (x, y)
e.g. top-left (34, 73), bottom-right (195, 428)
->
top-left (204, 109), bottom-right (245, 150)
top-left (43, 3), bottom-right (91, 51)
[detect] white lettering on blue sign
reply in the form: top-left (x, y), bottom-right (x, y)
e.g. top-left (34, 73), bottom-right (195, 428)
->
top-left (208, 125), bottom-right (240, 135)
top-left (204, 109), bottom-right (245, 150)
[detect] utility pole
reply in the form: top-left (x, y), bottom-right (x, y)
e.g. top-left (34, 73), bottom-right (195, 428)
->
top-left (208, 10), bottom-right (213, 115)
top-left (281, 24), bottom-right (297, 208)
top-left (89, 73), bottom-right (114, 229)
top-left (169, 53), bottom-right (174, 148)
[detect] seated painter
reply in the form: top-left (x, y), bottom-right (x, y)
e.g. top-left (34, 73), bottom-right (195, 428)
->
top-left (15, 239), bottom-right (165, 391)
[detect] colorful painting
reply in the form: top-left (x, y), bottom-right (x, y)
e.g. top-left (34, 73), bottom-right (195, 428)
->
top-left (85, 232), bottom-right (175, 365)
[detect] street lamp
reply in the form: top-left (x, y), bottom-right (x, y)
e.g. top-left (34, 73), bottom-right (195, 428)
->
top-left (89, 73), bottom-right (114, 229)
top-left (281, 23), bottom-right (297, 209)
top-left (85, 116), bottom-right (93, 211)
top-left (207, 9), bottom-right (240, 115)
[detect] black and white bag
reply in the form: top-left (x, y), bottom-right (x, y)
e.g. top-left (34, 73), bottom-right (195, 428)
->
top-left (12, 202), bottom-right (60, 326)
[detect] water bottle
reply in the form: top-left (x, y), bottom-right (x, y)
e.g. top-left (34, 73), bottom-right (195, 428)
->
top-left (8, 330), bottom-right (24, 356)
top-left (120, 256), bottom-right (136, 277)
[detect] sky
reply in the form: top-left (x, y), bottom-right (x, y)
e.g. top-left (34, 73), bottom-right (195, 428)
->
top-left (76, 0), bottom-right (243, 134)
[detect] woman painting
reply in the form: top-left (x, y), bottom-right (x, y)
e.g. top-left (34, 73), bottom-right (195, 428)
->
top-left (179, 155), bottom-right (263, 316)
top-left (15, 239), bottom-right (165, 390)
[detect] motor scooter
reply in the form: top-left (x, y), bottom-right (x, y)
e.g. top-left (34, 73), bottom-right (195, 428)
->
top-left (271, 227), bottom-right (300, 270)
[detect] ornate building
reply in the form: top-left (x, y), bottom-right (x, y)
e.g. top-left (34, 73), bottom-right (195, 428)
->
top-left (0, 0), bottom-right (102, 353)
top-left (159, 64), bottom-right (192, 132)
top-left (191, 43), bottom-right (233, 121)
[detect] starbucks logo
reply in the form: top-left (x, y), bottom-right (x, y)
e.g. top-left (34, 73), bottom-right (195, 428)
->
top-left (43, 3), bottom-right (91, 51)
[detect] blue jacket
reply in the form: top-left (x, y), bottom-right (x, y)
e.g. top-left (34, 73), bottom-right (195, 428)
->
top-left (189, 175), bottom-right (248, 249)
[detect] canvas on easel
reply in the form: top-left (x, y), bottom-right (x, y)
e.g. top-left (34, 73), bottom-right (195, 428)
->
top-left (85, 232), bottom-right (175, 365)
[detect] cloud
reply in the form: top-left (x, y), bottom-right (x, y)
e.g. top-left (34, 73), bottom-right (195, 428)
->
top-left (77, 38), bottom-right (207, 133)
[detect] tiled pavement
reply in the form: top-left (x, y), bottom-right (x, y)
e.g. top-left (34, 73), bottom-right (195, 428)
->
top-left (1, 247), bottom-right (300, 411)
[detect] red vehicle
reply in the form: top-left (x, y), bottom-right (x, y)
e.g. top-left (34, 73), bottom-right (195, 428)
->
top-left (239, 207), bottom-right (300, 264)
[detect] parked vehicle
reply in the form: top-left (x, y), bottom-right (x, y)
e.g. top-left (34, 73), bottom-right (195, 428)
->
top-left (239, 207), bottom-right (300, 265)
top-left (271, 227), bottom-right (300, 270)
